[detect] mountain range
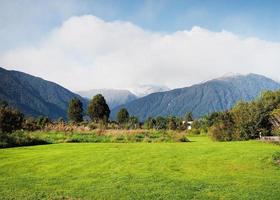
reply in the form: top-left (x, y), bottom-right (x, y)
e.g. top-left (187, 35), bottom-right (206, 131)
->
top-left (1, 67), bottom-right (280, 121)
top-left (77, 89), bottom-right (137, 109)
top-left (111, 74), bottom-right (280, 121)
top-left (0, 67), bottom-right (87, 119)
top-left (77, 85), bottom-right (170, 109)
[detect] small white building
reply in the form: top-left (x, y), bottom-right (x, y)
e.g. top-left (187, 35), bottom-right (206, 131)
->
top-left (182, 121), bottom-right (193, 130)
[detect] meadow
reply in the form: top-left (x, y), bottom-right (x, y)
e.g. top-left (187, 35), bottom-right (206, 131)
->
top-left (0, 136), bottom-right (279, 200)
top-left (0, 129), bottom-right (189, 148)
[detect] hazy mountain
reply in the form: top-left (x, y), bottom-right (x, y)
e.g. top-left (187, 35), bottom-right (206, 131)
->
top-left (129, 85), bottom-right (170, 97)
top-left (0, 67), bottom-right (87, 119)
top-left (111, 74), bottom-right (280, 121)
top-left (77, 89), bottom-right (137, 109)
top-left (77, 85), bottom-right (169, 109)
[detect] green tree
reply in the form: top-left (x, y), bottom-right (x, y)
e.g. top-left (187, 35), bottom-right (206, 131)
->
top-left (208, 90), bottom-right (280, 141)
top-left (167, 116), bottom-right (178, 130)
top-left (88, 94), bottom-right (110, 122)
top-left (117, 108), bottom-right (130, 124)
top-left (232, 100), bottom-right (268, 139)
top-left (185, 112), bottom-right (193, 122)
top-left (203, 112), bottom-right (221, 127)
top-left (144, 117), bottom-right (156, 129)
top-left (209, 111), bottom-right (235, 141)
top-left (68, 97), bottom-right (83, 123)
top-left (0, 99), bottom-right (8, 108)
top-left (128, 116), bottom-right (140, 129)
top-left (155, 116), bottom-right (167, 130)
top-left (270, 108), bottom-right (280, 135)
top-left (255, 90), bottom-right (280, 133)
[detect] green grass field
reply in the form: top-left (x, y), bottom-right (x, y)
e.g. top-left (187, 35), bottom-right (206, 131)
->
top-left (0, 137), bottom-right (279, 200)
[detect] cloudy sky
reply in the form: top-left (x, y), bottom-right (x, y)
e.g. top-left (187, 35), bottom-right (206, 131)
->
top-left (1, 0), bottom-right (280, 91)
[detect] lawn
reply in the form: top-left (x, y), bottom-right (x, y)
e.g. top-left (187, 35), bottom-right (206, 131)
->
top-left (0, 137), bottom-right (279, 200)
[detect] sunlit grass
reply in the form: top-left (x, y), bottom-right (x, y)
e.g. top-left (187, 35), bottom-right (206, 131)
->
top-left (0, 137), bottom-right (279, 199)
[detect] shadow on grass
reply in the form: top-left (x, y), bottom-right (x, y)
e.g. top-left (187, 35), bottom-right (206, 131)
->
top-left (0, 136), bottom-right (51, 148)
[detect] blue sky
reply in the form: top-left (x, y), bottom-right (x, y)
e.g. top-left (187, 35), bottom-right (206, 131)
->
top-left (1, 0), bottom-right (280, 90)
top-left (1, 0), bottom-right (280, 51)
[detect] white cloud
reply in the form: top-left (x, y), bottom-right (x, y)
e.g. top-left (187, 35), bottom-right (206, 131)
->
top-left (1, 15), bottom-right (280, 91)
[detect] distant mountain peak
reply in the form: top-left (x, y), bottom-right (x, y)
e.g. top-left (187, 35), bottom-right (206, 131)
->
top-left (214, 72), bottom-right (244, 81)
top-left (77, 88), bottom-right (137, 109)
top-left (129, 84), bottom-right (170, 97)
top-left (213, 72), bottom-right (276, 83)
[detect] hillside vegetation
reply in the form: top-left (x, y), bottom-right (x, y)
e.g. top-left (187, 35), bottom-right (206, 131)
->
top-left (111, 74), bottom-right (280, 120)
top-left (0, 67), bottom-right (87, 119)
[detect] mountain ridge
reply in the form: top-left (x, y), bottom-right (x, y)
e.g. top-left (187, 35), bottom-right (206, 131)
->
top-left (0, 67), bottom-right (88, 119)
top-left (111, 73), bottom-right (280, 121)
top-left (1, 67), bottom-right (279, 121)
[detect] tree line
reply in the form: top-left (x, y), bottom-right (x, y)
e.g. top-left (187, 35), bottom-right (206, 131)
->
top-left (67, 94), bottom-right (194, 130)
top-left (0, 94), bottom-right (194, 134)
top-left (195, 90), bottom-right (280, 141)
top-left (2, 90), bottom-right (280, 141)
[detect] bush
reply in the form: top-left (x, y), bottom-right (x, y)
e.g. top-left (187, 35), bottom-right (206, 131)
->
top-left (178, 135), bottom-right (190, 142)
top-left (0, 129), bottom-right (191, 148)
top-left (135, 134), bottom-right (145, 142)
top-left (114, 135), bottom-right (126, 142)
top-left (167, 116), bottom-right (178, 130)
top-left (144, 117), bottom-right (156, 129)
top-left (188, 128), bottom-right (200, 135)
top-left (208, 111), bottom-right (238, 141)
top-left (126, 116), bottom-right (140, 129)
top-left (0, 131), bottom-right (49, 148)
top-left (209, 122), bottom-right (234, 141)
top-left (23, 117), bottom-right (39, 131)
top-left (88, 122), bottom-right (97, 130)
top-left (97, 120), bottom-right (107, 132)
top-left (36, 116), bottom-right (50, 129)
top-left (0, 106), bottom-right (24, 134)
top-left (271, 128), bottom-right (280, 136)
top-left (155, 116), bottom-right (167, 130)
